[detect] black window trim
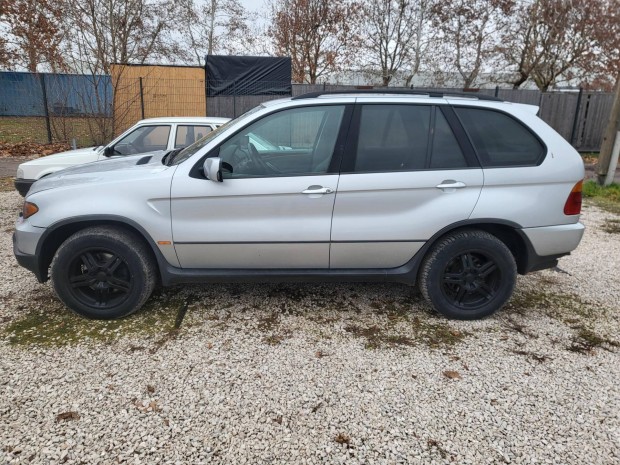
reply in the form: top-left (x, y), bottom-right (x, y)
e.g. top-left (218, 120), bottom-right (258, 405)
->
top-left (340, 103), bottom-right (480, 175)
top-left (451, 105), bottom-right (548, 168)
top-left (189, 104), bottom-right (354, 180)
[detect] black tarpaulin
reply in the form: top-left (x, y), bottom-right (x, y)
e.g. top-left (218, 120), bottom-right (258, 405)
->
top-left (205, 55), bottom-right (292, 96)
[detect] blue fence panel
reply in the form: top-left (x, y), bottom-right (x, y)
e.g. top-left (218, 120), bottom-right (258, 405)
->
top-left (0, 71), bottom-right (113, 117)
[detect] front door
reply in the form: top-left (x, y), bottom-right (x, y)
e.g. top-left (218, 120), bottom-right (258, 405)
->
top-left (171, 104), bottom-right (349, 269)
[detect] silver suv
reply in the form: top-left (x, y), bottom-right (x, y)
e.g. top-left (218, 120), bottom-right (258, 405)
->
top-left (13, 90), bottom-right (585, 320)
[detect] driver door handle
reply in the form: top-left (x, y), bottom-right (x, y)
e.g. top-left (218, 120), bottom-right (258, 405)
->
top-left (436, 180), bottom-right (467, 190)
top-left (302, 186), bottom-right (334, 194)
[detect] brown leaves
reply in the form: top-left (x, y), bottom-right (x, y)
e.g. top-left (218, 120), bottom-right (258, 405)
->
top-left (0, 141), bottom-right (70, 158)
top-left (55, 411), bottom-right (80, 422)
top-left (443, 370), bottom-right (462, 380)
top-left (334, 432), bottom-right (351, 447)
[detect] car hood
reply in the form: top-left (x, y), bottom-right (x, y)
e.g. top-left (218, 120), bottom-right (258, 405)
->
top-left (28, 151), bottom-right (169, 196)
top-left (21, 146), bottom-right (102, 166)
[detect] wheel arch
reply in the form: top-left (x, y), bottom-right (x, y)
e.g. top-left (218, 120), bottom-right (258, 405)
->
top-left (402, 219), bottom-right (533, 286)
top-left (36, 215), bottom-right (164, 282)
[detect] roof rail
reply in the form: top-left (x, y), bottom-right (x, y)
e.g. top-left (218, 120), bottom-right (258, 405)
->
top-left (291, 89), bottom-right (503, 102)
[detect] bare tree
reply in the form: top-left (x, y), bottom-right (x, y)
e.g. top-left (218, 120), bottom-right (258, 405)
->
top-left (62, 0), bottom-right (183, 75)
top-left (1, 0), bottom-right (65, 72)
top-left (269, 0), bottom-right (360, 84)
top-left (500, 0), bottom-right (616, 91)
top-left (177, 0), bottom-right (250, 65)
top-left (433, 0), bottom-right (513, 88)
top-left (361, 0), bottom-right (432, 86)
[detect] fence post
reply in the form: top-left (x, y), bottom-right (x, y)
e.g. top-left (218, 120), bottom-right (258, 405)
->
top-left (139, 77), bottom-right (145, 119)
top-left (570, 87), bottom-right (583, 146)
top-left (494, 85), bottom-right (499, 98)
top-left (233, 81), bottom-right (237, 118)
top-left (39, 74), bottom-right (52, 143)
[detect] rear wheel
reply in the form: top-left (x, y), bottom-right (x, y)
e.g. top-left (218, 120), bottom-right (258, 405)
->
top-left (50, 226), bottom-right (156, 319)
top-left (419, 230), bottom-right (516, 320)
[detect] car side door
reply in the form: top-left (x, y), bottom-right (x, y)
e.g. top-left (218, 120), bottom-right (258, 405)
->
top-left (330, 101), bottom-right (484, 269)
top-left (170, 104), bottom-right (352, 269)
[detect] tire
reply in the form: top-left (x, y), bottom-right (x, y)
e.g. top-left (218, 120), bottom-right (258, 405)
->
top-left (419, 229), bottom-right (517, 320)
top-left (50, 226), bottom-right (157, 319)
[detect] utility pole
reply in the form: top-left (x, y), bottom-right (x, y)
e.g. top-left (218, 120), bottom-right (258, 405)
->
top-left (597, 73), bottom-right (620, 185)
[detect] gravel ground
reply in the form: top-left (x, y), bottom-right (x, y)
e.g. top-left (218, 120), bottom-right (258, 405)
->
top-left (0, 189), bottom-right (619, 465)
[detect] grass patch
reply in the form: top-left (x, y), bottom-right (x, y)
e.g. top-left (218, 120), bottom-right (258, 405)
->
top-left (0, 177), bottom-right (14, 192)
top-left (344, 316), bottom-right (467, 350)
top-left (0, 116), bottom-right (109, 146)
top-left (583, 180), bottom-right (620, 215)
top-left (3, 291), bottom-right (183, 347)
top-left (602, 219), bottom-right (620, 234)
top-left (506, 288), bottom-right (602, 321)
top-left (568, 326), bottom-right (619, 354)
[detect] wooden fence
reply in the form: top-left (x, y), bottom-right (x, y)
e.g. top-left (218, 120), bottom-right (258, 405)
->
top-left (206, 84), bottom-right (613, 152)
top-left (110, 76), bottom-right (614, 152)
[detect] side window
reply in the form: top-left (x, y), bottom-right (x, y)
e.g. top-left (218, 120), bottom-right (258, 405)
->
top-left (455, 108), bottom-right (545, 167)
top-left (175, 125), bottom-right (212, 149)
top-left (218, 105), bottom-right (345, 178)
top-left (114, 125), bottom-right (171, 155)
top-left (430, 110), bottom-right (467, 169)
top-left (354, 105), bottom-right (431, 172)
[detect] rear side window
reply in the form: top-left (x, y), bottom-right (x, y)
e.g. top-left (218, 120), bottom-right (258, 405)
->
top-left (354, 105), bottom-right (431, 172)
top-left (175, 125), bottom-right (212, 149)
top-left (454, 108), bottom-right (545, 167)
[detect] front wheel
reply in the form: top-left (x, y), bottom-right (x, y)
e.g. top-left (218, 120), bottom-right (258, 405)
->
top-left (419, 230), bottom-right (517, 320)
top-left (50, 226), bottom-right (157, 319)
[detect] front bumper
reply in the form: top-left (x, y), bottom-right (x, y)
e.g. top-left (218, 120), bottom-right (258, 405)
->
top-left (13, 232), bottom-right (45, 282)
top-left (14, 178), bottom-right (35, 197)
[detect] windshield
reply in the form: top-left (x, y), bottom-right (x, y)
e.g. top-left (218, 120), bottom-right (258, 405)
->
top-left (170, 105), bottom-right (266, 165)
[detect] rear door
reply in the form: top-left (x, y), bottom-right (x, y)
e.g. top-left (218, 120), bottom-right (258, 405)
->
top-left (330, 100), bottom-right (484, 269)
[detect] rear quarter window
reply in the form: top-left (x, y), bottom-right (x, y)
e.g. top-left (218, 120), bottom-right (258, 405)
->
top-left (454, 107), bottom-right (545, 167)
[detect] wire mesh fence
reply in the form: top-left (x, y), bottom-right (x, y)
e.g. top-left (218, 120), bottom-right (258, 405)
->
top-left (0, 72), bottom-right (113, 147)
top-left (0, 71), bottom-right (615, 152)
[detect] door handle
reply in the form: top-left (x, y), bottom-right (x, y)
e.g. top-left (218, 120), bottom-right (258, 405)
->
top-left (436, 180), bottom-right (467, 190)
top-left (302, 186), bottom-right (334, 194)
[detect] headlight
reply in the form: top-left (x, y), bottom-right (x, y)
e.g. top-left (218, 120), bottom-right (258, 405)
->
top-left (16, 168), bottom-right (24, 179)
top-left (22, 202), bottom-right (38, 219)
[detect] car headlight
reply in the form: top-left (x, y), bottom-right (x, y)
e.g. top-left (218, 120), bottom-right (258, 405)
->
top-left (22, 202), bottom-right (38, 219)
top-left (16, 168), bottom-right (24, 179)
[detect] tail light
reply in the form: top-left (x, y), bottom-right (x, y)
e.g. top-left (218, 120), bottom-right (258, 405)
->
top-left (563, 180), bottom-right (583, 215)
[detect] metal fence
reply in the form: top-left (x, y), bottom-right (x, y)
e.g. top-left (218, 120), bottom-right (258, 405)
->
top-left (0, 71), bottom-right (113, 147)
top-left (0, 71), bottom-right (614, 152)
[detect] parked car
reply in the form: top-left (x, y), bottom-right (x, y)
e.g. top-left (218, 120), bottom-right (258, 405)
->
top-left (14, 116), bottom-right (230, 196)
top-left (13, 90), bottom-right (585, 320)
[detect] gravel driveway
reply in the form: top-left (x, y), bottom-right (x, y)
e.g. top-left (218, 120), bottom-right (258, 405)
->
top-left (0, 189), bottom-right (619, 465)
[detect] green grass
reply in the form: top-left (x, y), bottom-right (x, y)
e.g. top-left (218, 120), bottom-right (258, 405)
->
top-left (3, 290), bottom-right (184, 347)
top-left (583, 180), bottom-right (620, 215)
top-left (0, 116), bottom-right (111, 146)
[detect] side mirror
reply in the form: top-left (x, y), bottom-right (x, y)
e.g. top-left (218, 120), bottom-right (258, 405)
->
top-left (103, 146), bottom-right (114, 157)
top-left (204, 157), bottom-right (223, 182)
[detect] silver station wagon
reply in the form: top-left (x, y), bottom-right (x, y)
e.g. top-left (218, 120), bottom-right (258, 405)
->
top-left (13, 90), bottom-right (585, 320)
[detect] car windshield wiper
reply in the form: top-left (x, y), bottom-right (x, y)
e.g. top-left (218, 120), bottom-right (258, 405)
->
top-left (163, 148), bottom-right (184, 166)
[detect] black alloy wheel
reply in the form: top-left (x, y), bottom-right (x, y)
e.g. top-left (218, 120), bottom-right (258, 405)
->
top-left (51, 226), bottom-right (157, 319)
top-left (419, 229), bottom-right (517, 320)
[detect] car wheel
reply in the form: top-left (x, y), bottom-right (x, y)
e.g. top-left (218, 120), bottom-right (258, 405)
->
top-left (50, 226), bottom-right (157, 319)
top-left (419, 229), bottom-right (516, 320)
